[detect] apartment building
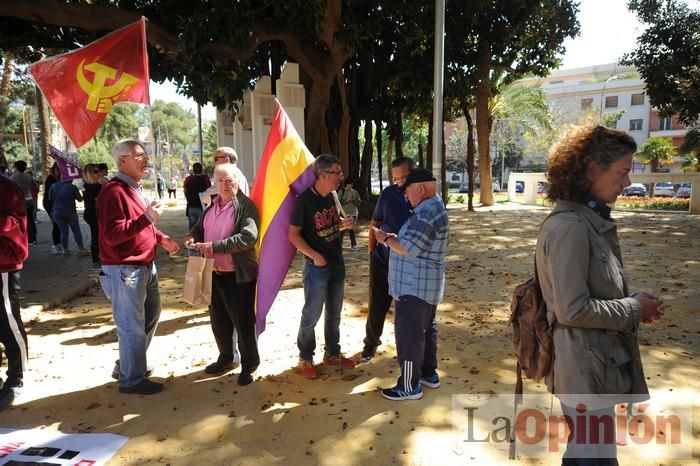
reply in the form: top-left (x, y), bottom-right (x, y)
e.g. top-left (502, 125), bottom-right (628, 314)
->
top-left (520, 62), bottom-right (688, 173)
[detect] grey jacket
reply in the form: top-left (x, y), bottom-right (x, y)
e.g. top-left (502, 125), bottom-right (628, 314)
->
top-left (536, 201), bottom-right (649, 405)
top-left (190, 190), bottom-right (259, 283)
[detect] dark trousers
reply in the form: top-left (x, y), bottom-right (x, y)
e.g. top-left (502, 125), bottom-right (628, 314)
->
top-left (363, 255), bottom-right (393, 355)
top-left (210, 273), bottom-right (259, 373)
top-left (0, 271), bottom-right (28, 384)
top-left (85, 216), bottom-right (100, 262)
top-left (168, 189), bottom-right (176, 199)
top-left (51, 220), bottom-right (60, 246)
top-left (25, 200), bottom-right (36, 243)
top-left (395, 295), bottom-right (437, 390)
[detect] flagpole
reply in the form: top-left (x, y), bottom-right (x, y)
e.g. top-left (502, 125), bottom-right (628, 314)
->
top-left (432, 0), bottom-right (445, 198)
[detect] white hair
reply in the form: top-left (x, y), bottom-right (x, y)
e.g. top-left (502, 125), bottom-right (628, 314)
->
top-left (214, 163), bottom-right (243, 186)
top-left (215, 146), bottom-right (238, 164)
top-left (112, 139), bottom-right (145, 163)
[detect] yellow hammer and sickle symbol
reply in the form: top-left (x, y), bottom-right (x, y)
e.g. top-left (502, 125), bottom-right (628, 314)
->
top-left (76, 60), bottom-right (139, 113)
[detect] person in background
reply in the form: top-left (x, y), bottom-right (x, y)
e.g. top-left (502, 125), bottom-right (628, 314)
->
top-left (360, 157), bottom-right (414, 363)
top-left (537, 124), bottom-right (665, 463)
top-left (43, 163), bottom-right (63, 254)
top-left (82, 163), bottom-right (103, 268)
top-left (97, 139), bottom-right (180, 395)
top-left (185, 163), bottom-right (259, 386)
top-left (9, 160), bottom-right (37, 244)
top-left (373, 168), bottom-right (448, 401)
top-left (183, 162), bottom-right (211, 230)
top-left (168, 176), bottom-right (178, 199)
top-left (288, 154), bottom-right (356, 379)
top-left (0, 175), bottom-right (29, 410)
top-left (338, 178), bottom-right (361, 251)
top-left (48, 176), bottom-right (88, 256)
top-left (156, 174), bottom-right (165, 200)
top-left (98, 163), bottom-right (110, 183)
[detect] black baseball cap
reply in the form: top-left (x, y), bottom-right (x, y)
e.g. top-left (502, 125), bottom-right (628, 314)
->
top-left (401, 168), bottom-right (436, 190)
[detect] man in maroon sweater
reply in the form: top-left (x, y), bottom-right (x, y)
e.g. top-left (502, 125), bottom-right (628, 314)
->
top-left (97, 139), bottom-right (179, 395)
top-left (0, 175), bottom-right (29, 409)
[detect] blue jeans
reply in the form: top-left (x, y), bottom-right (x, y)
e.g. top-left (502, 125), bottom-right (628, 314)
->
top-left (101, 263), bottom-right (161, 388)
top-left (187, 207), bottom-right (203, 230)
top-left (297, 261), bottom-right (345, 360)
top-left (53, 210), bottom-right (84, 250)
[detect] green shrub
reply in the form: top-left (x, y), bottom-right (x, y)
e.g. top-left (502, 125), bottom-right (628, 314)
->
top-left (616, 196), bottom-right (689, 211)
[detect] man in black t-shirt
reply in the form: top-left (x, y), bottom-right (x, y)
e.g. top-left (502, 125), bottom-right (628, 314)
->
top-left (289, 154), bottom-right (356, 379)
top-left (183, 162), bottom-right (211, 229)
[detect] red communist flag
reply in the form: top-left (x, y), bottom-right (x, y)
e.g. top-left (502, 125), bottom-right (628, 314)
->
top-left (29, 18), bottom-right (150, 148)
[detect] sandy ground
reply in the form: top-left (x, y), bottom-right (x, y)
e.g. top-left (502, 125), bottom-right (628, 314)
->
top-left (1, 202), bottom-right (698, 465)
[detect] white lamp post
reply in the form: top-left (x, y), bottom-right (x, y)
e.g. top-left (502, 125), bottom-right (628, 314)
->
top-left (600, 75), bottom-right (619, 121)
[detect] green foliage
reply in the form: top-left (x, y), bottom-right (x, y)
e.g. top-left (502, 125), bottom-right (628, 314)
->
top-left (76, 139), bottom-right (115, 169)
top-left (624, 0), bottom-right (700, 125)
top-left (635, 136), bottom-right (676, 171)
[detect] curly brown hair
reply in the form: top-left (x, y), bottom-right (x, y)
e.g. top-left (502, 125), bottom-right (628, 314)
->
top-left (546, 124), bottom-right (637, 203)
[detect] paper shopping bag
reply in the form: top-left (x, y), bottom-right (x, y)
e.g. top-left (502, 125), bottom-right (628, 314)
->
top-left (183, 255), bottom-right (214, 305)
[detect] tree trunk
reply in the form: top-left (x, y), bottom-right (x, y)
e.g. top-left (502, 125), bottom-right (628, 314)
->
top-left (375, 119), bottom-right (384, 190)
top-left (36, 86), bottom-right (50, 175)
top-left (651, 159), bottom-right (658, 172)
top-left (0, 53), bottom-right (13, 139)
top-left (475, 40), bottom-right (494, 206)
top-left (386, 139), bottom-right (394, 182)
top-left (359, 118), bottom-right (373, 199)
top-left (336, 72), bottom-right (351, 172)
top-left (305, 75), bottom-right (333, 155)
top-left (464, 102), bottom-right (476, 212)
top-left (395, 114), bottom-right (404, 158)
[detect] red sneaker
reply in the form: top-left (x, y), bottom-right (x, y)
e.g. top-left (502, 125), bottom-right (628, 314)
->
top-left (323, 354), bottom-right (356, 369)
top-left (294, 359), bottom-right (318, 379)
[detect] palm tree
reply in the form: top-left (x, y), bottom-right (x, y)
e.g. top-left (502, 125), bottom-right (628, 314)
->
top-left (635, 136), bottom-right (676, 172)
top-left (489, 81), bottom-right (553, 184)
top-left (679, 126), bottom-right (700, 172)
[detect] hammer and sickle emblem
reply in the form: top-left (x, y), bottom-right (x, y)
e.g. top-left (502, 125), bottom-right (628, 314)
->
top-left (76, 60), bottom-right (139, 113)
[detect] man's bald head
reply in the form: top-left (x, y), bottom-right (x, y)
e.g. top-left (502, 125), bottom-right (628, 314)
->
top-left (214, 147), bottom-right (238, 165)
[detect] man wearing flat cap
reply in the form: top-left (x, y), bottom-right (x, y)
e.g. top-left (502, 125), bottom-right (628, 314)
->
top-left (373, 168), bottom-right (449, 401)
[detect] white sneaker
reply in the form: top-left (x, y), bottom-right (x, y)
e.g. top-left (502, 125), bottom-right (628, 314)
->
top-left (51, 245), bottom-right (63, 254)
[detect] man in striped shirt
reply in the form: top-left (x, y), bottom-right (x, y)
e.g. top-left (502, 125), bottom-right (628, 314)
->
top-left (373, 168), bottom-right (449, 401)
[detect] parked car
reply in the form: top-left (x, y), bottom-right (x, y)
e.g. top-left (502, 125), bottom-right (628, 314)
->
top-left (676, 182), bottom-right (692, 198)
top-left (459, 181), bottom-right (470, 193)
top-left (653, 182), bottom-right (674, 197)
top-left (492, 180), bottom-right (501, 192)
top-left (621, 182), bottom-right (647, 197)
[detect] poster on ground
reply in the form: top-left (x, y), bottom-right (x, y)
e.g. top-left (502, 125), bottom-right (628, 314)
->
top-left (0, 428), bottom-right (127, 465)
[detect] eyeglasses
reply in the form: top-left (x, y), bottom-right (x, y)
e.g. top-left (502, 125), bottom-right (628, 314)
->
top-left (324, 170), bottom-right (343, 176)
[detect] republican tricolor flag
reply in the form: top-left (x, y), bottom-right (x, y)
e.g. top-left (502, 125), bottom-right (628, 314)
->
top-left (29, 18), bottom-right (150, 148)
top-left (250, 104), bottom-right (316, 335)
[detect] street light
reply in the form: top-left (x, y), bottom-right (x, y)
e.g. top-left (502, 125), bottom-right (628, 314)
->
top-left (600, 75), bottom-right (619, 121)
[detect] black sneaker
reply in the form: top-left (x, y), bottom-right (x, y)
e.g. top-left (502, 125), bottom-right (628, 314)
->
top-left (237, 372), bottom-right (254, 386)
top-left (0, 386), bottom-right (15, 410)
top-left (205, 358), bottom-right (236, 375)
top-left (118, 378), bottom-right (163, 395)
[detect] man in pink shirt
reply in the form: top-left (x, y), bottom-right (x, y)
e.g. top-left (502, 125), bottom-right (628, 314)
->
top-left (186, 163), bottom-right (260, 386)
